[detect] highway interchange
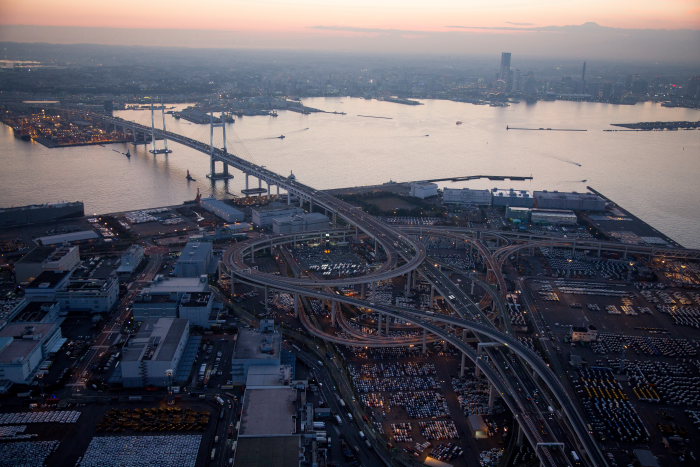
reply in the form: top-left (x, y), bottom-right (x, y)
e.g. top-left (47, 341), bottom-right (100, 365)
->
top-left (100, 113), bottom-right (699, 467)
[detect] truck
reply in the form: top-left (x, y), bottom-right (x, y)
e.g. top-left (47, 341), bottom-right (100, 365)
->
top-left (215, 395), bottom-right (225, 406)
top-left (334, 414), bottom-right (342, 424)
top-left (198, 363), bottom-right (207, 381)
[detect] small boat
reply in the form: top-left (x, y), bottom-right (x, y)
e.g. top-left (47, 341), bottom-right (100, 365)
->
top-left (456, 121), bottom-right (463, 125)
top-left (186, 170), bottom-right (196, 181)
top-left (125, 150), bottom-right (131, 158)
top-left (278, 135), bottom-right (286, 139)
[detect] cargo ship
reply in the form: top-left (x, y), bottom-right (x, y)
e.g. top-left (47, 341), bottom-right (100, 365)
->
top-left (0, 201), bottom-right (85, 228)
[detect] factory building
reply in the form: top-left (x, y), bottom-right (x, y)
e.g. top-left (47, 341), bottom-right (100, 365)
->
top-left (231, 320), bottom-right (281, 385)
top-left (506, 207), bottom-right (531, 222)
top-left (178, 292), bottom-right (214, 328)
top-left (120, 318), bottom-right (189, 388)
top-left (534, 191), bottom-right (606, 211)
top-left (531, 209), bottom-right (578, 225)
top-left (132, 276), bottom-right (208, 321)
top-left (55, 274), bottom-right (120, 314)
top-left (251, 204), bottom-right (304, 228)
top-left (409, 182), bottom-right (439, 199)
top-left (116, 245), bottom-right (145, 278)
top-left (0, 322), bottom-right (64, 384)
top-left (200, 197), bottom-right (245, 223)
top-left (3, 301), bottom-right (61, 328)
top-left (35, 230), bottom-right (100, 246)
top-left (272, 213), bottom-right (330, 234)
top-left (24, 271), bottom-right (72, 301)
top-left (442, 188), bottom-right (492, 206)
top-left (491, 188), bottom-right (534, 208)
top-left (174, 241), bottom-right (213, 278)
top-left (14, 245), bottom-right (80, 284)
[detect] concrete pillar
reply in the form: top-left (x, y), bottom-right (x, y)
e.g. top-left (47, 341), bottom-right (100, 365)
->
top-left (460, 330), bottom-right (468, 377)
top-left (230, 278), bottom-right (236, 296)
top-left (245, 174), bottom-right (250, 196)
top-left (470, 280), bottom-right (475, 295)
top-left (331, 301), bottom-right (337, 327)
top-left (276, 185), bottom-right (280, 196)
top-left (294, 294), bottom-right (300, 318)
top-left (422, 329), bottom-right (427, 354)
top-left (405, 271), bottom-right (411, 296)
top-left (332, 212), bottom-right (337, 228)
top-left (376, 313), bottom-right (382, 335)
top-left (516, 423), bottom-right (524, 446)
top-left (258, 178), bottom-right (262, 197)
top-left (385, 314), bottom-right (390, 335)
top-left (264, 286), bottom-right (269, 312)
top-left (488, 384), bottom-right (496, 409)
top-left (287, 193), bottom-right (291, 205)
top-left (360, 283), bottom-right (366, 300)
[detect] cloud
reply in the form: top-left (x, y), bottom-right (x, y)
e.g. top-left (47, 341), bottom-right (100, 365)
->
top-left (309, 25), bottom-right (425, 35)
top-left (505, 21), bottom-right (534, 26)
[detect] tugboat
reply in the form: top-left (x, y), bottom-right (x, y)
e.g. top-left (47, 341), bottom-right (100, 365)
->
top-left (186, 170), bottom-right (196, 181)
top-left (125, 149), bottom-right (131, 158)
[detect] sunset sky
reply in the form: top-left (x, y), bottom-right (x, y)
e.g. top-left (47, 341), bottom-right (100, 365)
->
top-left (1, 0), bottom-right (699, 60)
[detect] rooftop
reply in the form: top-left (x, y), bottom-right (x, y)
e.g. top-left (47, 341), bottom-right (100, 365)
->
top-left (235, 435), bottom-right (300, 467)
top-left (15, 247), bottom-right (54, 265)
top-left (11, 301), bottom-right (57, 323)
top-left (178, 241), bottom-right (212, 263)
top-left (239, 387), bottom-right (297, 436)
top-left (180, 292), bottom-right (212, 308)
top-left (144, 276), bottom-right (208, 295)
top-left (234, 436), bottom-right (300, 467)
top-left (0, 322), bottom-right (58, 364)
top-left (234, 328), bottom-right (280, 361)
top-left (26, 270), bottom-right (70, 290)
top-left (122, 318), bottom-right (188, 363)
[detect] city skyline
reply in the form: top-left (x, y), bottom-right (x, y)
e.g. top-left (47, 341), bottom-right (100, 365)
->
top-left (1, 0), bottom-right (699, 61)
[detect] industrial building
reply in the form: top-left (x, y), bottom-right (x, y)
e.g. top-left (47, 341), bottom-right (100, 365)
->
top-left (251, 204), bottom-right (304, 228)
top-left (0, 322), bottom-right (64, 384)
top-left (534, 191), bottom-right (606, 211)
top-left (231, 321), bottom-right (281, 385)
top-left (442, 188), bottom-right (492, 206)
top-left (200, 197), bottom-right (245, 223)
top-left (174, 241), bottom-right (213, 278)
top-left (116, 245), bottom-right (145, 278)
top-left (6, 301), bottom-right (61, 326)
top-left (0, 201), bottom-right (84, 229)
top-left (272, 213), bottom-right (330, 234)
top-left (35, 230), bottom-right (100, 246)
top-left (491, 188), bottom-right (534, 208)
top-left (409, 182), bottom-right (438, 199)
top-left (571, 325), bottom-right (598, 343)
top-left (531, 209), bottom-right (578, 225)
top-left (14, 245), bottom-right (80, 284)
top-left (178, 292), bottom-right (214, 328)
top-left (24, 271), bottom-right (72, 301)
top-left (120, 318), bottom-right (189, 388)
top-left (132, 276), bottom-right (209, 321)
top-left (55, 274), bottom-right (119, 314)
top-left (506, 206), bottom-right (531, 222)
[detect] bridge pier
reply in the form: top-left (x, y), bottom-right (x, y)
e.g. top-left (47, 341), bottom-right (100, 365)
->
top-left (264, 286), bottom-right (269, 312)
top-left (294, 294), bottom-right (300, 318)
top-left (422, 328), bottom-right (427, 354)
top-left (207, 113), bottom-right (234, 180)
top-left (460, 329), bottom-right (468, 377)
top-left (331, 301), bottom-right (337, 327)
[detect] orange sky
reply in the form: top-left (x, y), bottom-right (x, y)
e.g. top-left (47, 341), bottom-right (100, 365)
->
top-left (1, 0), bottom-right (699, 32)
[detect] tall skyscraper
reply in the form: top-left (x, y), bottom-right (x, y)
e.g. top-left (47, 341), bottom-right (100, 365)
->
top-left (499, 52), bottom-right (512, 82)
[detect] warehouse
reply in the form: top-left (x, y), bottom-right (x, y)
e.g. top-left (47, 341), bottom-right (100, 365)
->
top-left (200, 197), bottom-right (245, 222)
top-left (442, 188), bottom-right (492, 206)
top-left (534, 191), bottom-right (606, 211)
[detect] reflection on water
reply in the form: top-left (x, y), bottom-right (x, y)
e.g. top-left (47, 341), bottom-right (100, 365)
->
top-left (0, 99), bottom-right (698, 247)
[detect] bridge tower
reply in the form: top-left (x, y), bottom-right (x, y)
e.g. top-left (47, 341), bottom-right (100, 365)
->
top-left (206, 113), bottom-right (234, 180)
top-left (149, 101), bottom-right (172, 154)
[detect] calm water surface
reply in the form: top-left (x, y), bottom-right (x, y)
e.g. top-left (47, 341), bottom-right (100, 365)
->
top-left (0, 99), bottom-right (698, 247)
